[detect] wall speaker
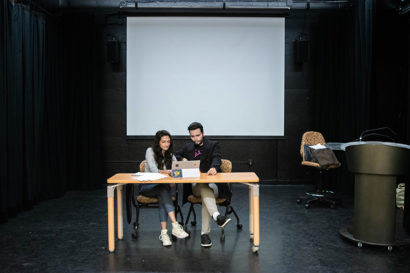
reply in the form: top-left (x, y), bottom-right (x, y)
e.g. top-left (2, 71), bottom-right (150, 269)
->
top-left (294, 39), bottom-right (309, 64)
top-left (107, 40), bottom-right (120, 63)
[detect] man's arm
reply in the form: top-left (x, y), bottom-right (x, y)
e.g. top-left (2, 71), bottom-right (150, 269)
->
top-left (175, 144), bottom-right (187, 161)
top-left (208, 142), bottom-right (222, 175)
top-left (211, 141), bottom-right (222, 169)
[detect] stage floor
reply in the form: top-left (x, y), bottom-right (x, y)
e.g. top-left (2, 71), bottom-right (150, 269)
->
top-left (1, 185), bottom-right (409, 273)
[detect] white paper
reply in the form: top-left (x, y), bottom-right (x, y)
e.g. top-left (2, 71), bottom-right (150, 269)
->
top-left (182, 168), bottom-right (200, 178)
top-left (134, 172), bottom-right (168, 181)
top-left (309, 144), bottom-right (327, 150)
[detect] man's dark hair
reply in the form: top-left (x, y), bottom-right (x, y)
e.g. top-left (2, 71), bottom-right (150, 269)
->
top-left (188, 122), bottom-right (203, 133)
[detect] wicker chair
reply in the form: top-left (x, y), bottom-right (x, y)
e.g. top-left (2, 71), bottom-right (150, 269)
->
top-left (184, 159), bottom-right (242, 241)
top-left (125, 160), bottom-right (184, 238)
top-left (296, 131), bottom-right (341, 208)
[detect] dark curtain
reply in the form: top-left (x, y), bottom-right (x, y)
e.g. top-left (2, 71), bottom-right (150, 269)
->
top-left (62, 15), bottom-right (103, 190)
top-left (0, 1), bottom-right (103, 223)
top-left (310, 0), bottom-right (374, 142)
top-left (309, 1), bottom-right (374, 194)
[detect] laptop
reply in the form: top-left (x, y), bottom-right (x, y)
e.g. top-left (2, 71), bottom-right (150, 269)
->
top-left (171, 160), bottom-right (200, 178)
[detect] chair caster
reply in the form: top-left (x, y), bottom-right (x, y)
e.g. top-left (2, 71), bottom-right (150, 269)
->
top-left (237, 224), bottom-right (243, 230)
top-left (191, 221), bottom-right (196, 226)
top-left (132, 224), bottom-right (139, 240)
top-left (250, 234), bottom-right (254, 242)
top-left (131, 231), bottom-right (138, 240)
top-left (387, 245), bottom-right (393, 252)
top-left (296, 199), bottom-right (301, 204)
top-left (305, 203), bottom-right (310, 209)
top-left (171, 235), bottom-right (177, 241)
top-left (357, 242), bottom-right (363, 248)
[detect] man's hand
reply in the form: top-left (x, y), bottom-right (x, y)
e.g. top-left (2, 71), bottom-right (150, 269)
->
top-left (207, 168), bottom-right (217, 175)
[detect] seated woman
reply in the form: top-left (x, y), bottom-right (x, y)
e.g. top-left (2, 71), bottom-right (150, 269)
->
top-left (141, 130), bottom-right (188, 246)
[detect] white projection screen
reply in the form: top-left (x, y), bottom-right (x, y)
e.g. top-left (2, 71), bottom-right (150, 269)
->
top-left (126, 16), bottom-right (284, 136)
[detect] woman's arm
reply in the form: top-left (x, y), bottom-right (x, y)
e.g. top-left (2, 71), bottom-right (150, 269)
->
top-left (145, 147), bottom-right (159, 173)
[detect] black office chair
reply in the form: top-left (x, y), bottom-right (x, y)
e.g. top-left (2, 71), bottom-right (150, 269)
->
top-left (184, 159), bottom-right (242, 241)
top-left (296, 131), bottom-right (341, 209)
top-left (125, 160), bottom-right (184, 239)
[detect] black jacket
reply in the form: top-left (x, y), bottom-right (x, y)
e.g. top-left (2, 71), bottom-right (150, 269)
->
top-left (175, 137), bottom-right (231, 204)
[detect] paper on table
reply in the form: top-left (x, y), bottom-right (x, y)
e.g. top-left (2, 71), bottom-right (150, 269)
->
top-left (133, 172), bottom-right (168, 181)
top-left (309, 143), bottom-right (327, 150)
top-left (181, 168), bottom-right (200, 178)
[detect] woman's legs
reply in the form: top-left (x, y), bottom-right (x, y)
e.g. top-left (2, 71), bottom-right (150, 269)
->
top-left (141, 184), bottom-right (188, 240)
top-left (142, 184), bottom-right (175, 226)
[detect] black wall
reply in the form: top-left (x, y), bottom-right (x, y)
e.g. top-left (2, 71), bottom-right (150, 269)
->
top-left (98, 11), bottom-right (317, 185)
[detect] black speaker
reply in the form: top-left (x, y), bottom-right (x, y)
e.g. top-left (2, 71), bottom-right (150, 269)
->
top-left (294, 39), bottom-right (309, 64)
top-left (107, 40), bottom-right (120, 63)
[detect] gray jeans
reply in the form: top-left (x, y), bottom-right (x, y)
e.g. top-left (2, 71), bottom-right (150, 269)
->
top-left (192, 183), bottom-right (219, 234)
top-left (141, 184), bottom-right (174, 222)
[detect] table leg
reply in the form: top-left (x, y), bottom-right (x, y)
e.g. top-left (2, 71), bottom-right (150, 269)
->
top-left (117, 185), bottom-right (123, 240)
top-left (249, 186), bottom-right (254, 240)
top-left (107, 185), bottom-right (116, 253)
top-left (251, 185), bottom-right (260, 253)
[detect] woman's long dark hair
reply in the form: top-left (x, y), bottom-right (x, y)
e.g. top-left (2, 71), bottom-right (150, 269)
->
top-left (153, 130), bottom-right (174, 170)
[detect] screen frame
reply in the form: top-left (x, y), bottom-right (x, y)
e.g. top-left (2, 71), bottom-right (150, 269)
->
top-left (125, 9), bottom-right (289, 139)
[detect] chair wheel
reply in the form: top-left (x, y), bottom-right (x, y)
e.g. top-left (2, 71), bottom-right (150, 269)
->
top-left (171, 235), bottom-right (177, 241)
top-left (191, 221), bottom-right (196, 226)
top-left (237, 224), bottom-right (243, 230)
top-left (305, 203), bottom-right (310, 209)
top-left (296, 199), bottom-right (301, 204)
top-left (131, 231), bottom-right (138, 240)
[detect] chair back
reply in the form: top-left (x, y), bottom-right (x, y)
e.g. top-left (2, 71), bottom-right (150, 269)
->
top-left (300, 131), bottom-right (326, 161)
top-left (141, 159), bottom-right (232, 173)
top-left (139, 160), bottom-right (146, 172)
top-left (220, 159), bottom-right (232, 173)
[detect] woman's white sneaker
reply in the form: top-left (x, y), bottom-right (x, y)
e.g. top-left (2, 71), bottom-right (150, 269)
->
top-left (159, 230), bottom-right (172, 246)
top-left (171, 222), bottom-right (189, 239)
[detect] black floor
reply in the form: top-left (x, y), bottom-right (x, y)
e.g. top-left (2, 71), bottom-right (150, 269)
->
top-left (1, 185), bottom-right (410, 273)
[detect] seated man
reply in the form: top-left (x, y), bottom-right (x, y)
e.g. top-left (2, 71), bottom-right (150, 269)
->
top-left (176, 122), bottom-right (231, 248)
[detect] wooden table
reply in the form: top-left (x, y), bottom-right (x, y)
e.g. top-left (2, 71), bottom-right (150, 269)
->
top-left (107, 172), bottom-right (260, 253)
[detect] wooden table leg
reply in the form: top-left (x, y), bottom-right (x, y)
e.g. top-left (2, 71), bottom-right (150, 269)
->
top-left (107, 185), bottom-right (116, 253)
top-left (249, 186), bottom-right (254, 240)
top-left (251, 184), bottom-right (260, 253)
top-left (117, 185), bottom-right (123, 240)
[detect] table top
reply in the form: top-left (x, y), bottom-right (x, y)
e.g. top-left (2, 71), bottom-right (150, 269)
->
top-left (107, 172), bottom-right (259, 184)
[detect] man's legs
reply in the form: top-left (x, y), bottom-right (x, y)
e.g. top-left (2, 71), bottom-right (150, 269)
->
top-left (192, 183), bottom-right (218, 234)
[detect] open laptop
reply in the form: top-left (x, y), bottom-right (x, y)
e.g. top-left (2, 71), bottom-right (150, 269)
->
top-left (171, 160), bottom-right (200, 178)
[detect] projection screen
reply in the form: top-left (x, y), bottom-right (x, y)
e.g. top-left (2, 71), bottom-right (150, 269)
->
top-left (126, 16), bottom-right (284, 136)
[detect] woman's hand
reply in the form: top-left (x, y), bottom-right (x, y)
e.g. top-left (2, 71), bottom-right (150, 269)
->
top-left (159, 170), bottom-right (172, 176)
